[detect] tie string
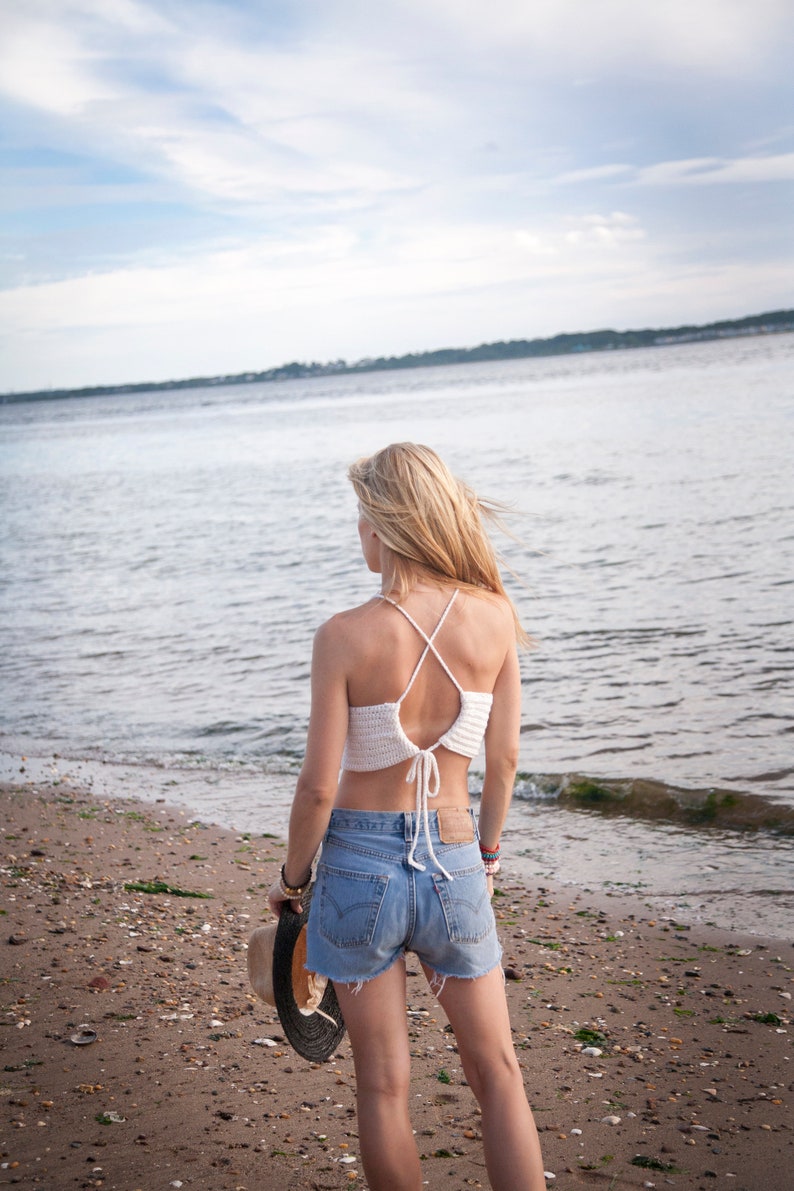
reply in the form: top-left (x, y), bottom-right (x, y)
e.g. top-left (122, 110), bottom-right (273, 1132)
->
top-left (405, 748), bottom-right (453, 881)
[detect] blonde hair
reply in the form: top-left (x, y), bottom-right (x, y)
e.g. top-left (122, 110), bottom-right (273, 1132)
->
top-left (348, 442), bottom-right (529, 646)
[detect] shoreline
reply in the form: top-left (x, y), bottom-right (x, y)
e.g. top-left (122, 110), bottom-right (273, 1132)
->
top-left (2, 747), bottom-right (791, 941)
top-left (1, 777), bottom-right (791, 1189)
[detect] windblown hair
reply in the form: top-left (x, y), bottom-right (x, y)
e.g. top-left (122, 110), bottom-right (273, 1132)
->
top-left (348, 442), bottom-right (529, 645)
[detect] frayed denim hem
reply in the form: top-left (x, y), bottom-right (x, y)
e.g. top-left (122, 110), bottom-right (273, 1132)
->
top-left (428, 952), bottom-right (505, 1000)
top-left (307, 948), bottom-right (504, 999)
top-left (305, 952), bottom-right (404, 996)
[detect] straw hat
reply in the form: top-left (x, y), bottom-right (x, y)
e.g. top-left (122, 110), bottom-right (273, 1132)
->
top-left (247, 885), bottom-right (345, 1063)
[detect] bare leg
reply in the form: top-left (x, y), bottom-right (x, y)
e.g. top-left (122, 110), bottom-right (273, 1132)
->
top-left (427, 963), bottom-right (546, 1191)
top-left (334, 959), bottom-right (422, 1191)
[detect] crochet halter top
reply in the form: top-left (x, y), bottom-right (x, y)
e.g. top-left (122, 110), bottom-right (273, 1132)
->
top-left (341, 589), bottom-right (493, 878)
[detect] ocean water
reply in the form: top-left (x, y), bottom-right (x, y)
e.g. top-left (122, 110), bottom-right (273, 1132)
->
top-left (1, 335), bottom-right (793, 935)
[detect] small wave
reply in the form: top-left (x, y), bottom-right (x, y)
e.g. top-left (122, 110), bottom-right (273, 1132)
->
top-left (196, 721), bottom-right (259, 738)
top-left (513, 771), bottom-right (794, 836)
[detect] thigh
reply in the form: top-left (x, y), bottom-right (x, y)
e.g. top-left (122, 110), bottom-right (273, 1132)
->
top-left (335, 958), bottom-right (412, 1090)
top-left (425, 964), bottom-right (517, 1074)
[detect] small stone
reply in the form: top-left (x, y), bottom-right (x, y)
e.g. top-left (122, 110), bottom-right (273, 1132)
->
top-left (581, 1047), bottom-right (603, 1057)
top-left (601, 1115), bottom-right (621, 1125)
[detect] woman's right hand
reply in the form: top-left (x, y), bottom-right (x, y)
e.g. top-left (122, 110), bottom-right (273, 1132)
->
top-left (267, 880), bottom-right (304, 918)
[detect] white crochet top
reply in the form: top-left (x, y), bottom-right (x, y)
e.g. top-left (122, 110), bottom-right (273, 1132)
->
top-left (341, 589), bottom-right (493, 878)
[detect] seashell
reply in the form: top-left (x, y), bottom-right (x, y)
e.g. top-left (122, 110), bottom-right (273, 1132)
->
top-left (70, 1027), bottom-right (97, 1046)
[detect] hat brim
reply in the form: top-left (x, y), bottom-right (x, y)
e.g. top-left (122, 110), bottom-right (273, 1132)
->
top-left (273, 884), bottom-right (346, 1063)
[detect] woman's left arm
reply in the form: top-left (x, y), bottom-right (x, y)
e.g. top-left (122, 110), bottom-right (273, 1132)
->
top-left (268, 619), bottom-right (349, 915)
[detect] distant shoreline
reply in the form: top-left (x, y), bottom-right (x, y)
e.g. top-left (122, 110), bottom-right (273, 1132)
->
top-left (3, 307), bottom-right (792, 405)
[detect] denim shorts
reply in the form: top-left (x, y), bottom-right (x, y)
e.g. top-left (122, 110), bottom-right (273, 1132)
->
top-left (305, 808), bottom-right (502, 987)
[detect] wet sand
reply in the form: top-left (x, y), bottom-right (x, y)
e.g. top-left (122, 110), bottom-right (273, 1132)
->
top-left (1, 779), bottom-right (791, 1190)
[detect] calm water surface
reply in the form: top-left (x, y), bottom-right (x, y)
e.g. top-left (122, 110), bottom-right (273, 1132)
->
top-left (2, 336), bottom-right (793, 935)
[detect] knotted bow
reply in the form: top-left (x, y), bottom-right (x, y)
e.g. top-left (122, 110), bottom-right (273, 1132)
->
top-left (405, 748), bottom-right (453, 881)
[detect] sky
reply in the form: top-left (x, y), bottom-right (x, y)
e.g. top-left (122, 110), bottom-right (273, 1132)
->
top-left (1, 0), bottom-right (793, 393)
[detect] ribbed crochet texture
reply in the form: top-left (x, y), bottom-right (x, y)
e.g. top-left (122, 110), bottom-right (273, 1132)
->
top-left (341, 590), bottom-right (493, 878)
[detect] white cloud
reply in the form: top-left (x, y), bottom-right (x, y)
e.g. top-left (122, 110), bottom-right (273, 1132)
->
top-left (0, 0), bottom-right (791, 390)
top-left (0, 211), bottom-right (652, 352)
top-left (0, 3), bottom-right (434, 211)
top-left (552, 165), bottom-right (633, 187)
top-left (548, 153), bottom-right (794, 192)
top-left (637, 153), bottom-right (794, 187)
top-left (410, 0), bottom-right (792, 75)
top-left (0, 16), bottom-right (117, 115)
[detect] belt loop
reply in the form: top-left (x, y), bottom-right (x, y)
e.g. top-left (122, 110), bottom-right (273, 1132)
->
top-left (404, 812), bottom-right (412, 843)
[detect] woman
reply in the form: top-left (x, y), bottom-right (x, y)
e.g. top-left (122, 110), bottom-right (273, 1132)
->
top-left (268, 443), bottom-right (545, 1190)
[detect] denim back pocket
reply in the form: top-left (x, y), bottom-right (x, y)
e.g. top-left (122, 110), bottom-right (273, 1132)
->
top-left (317, 865), bottom-right (389, 949)
top-left (433, 863), bottom-right (494, 944)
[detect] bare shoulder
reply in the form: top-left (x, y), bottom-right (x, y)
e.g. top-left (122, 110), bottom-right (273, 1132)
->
top-left (313, 599), bottom-right (383, 657)
top-left (461, 590), bottom-right (516, 638)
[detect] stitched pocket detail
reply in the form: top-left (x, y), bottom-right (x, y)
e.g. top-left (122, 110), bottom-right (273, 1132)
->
top-left (317, 865), bottom-right (389, 949)
top-left (433, 864), bottom-right (495, 944)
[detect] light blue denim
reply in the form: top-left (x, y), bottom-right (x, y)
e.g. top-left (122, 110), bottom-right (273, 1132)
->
top-left (305, 808), bottom-right (502, 988)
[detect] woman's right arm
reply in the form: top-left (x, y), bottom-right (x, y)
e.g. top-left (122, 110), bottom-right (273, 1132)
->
top-left (267, 618), bottom-right (349, 915)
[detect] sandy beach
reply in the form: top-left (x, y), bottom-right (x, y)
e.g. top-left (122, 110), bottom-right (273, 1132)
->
top-left (1, 777), bottom-right (791, 1190)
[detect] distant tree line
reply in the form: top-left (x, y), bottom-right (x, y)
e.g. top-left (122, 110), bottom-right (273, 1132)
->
top-left (3, 308), bottom-right (792, 404)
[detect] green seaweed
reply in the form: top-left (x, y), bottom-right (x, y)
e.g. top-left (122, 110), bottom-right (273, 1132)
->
top-left (123, 880), bottom-right (212, 899)
top-left (684, 790), bottom-right (738, 824)
top-left (566, 779), bottom-right (619, 804)
top-left (631, 1155), bottom-right (676, 1172)
top-left (574, 1027), bottom-right (607, 1045)
top-left (578, 1154), bottom-right (614, 1171)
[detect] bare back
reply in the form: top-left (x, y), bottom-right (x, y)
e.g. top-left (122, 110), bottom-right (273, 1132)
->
top-left (332, 587), bottom-right (516, 812)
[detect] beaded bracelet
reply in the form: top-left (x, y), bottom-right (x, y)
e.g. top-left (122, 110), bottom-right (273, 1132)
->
top-left (480, 840), bottom-right (501, 877)
top-left (279, 864), bottom-right (312, 899)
